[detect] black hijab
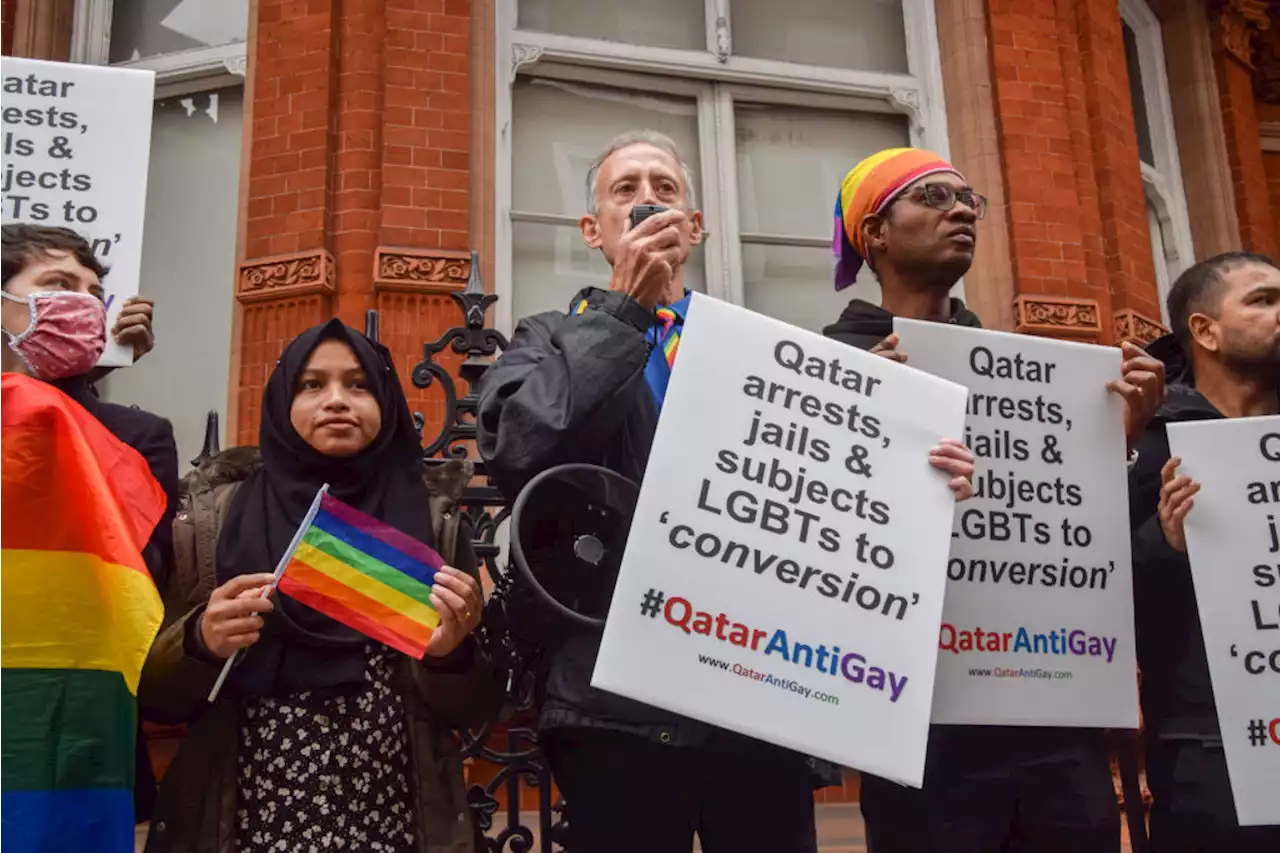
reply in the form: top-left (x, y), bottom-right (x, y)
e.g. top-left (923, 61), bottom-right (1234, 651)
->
top-left (217, 319), bottom-right (433, 695)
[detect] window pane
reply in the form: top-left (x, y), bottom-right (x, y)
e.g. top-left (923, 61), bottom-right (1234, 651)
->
top-left (743, 244), bottom-right (879, 334)
top-left (512, 222), bottom-right (705, 321)
top-left (99, 88), bottom-right (243, 467)
top-left (731, 0), bottom-right (908, 73)
top-left (734, 102), bottom-right (906, 331)
top-left (735, 103), bottom-right (909, 238)
top-left (110, 0), bottom-right (249, 63)
top-left (512, 79), bottom-right (702, 216)
top-left (518, 0), bottom-right (705, 51)
top-left (1122, 22), bottom-right (1155, 167)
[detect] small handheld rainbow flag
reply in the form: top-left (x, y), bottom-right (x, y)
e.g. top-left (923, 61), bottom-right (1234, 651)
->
top-left (277, 491), bottom-right (444, 657)
top-left (208, 487), bottom-right (445, 701)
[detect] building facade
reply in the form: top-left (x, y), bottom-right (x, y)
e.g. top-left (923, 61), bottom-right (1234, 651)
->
top-left (5, 0), bottom-right (1280, 816)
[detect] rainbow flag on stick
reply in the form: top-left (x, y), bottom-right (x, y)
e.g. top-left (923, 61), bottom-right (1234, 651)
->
top-left (1, 374), bottom-right (166, 853)
top-left (208, 488), bottom-right (444, 701)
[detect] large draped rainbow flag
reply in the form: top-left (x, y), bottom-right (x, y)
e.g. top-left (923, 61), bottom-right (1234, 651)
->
top-left (1, 373), bottom-right (166, 853)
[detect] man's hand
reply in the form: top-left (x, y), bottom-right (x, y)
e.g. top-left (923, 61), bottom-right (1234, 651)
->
top-left (113, 296), bottom-right (155, 361)
top-left (869, 333), bottom-right (908, 364)
top-left (199, 573), bottom-right (275, 659)
top-left (930, 438), bottom-right (975, 501)
top-left (424, 566), bottom-right (484, 659)
top-left (1107, 341), bottom-right (1164, 451)
top-left (1157, 456), bottom-right (1199, 553)
top-left (608, 209), bottom-right (688, 310)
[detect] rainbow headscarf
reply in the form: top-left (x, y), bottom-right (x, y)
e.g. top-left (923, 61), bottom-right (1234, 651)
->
top-left (833, 147), bottom-right (962, 290)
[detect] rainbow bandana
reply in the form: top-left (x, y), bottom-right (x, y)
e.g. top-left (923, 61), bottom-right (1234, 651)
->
top-left (833, 147), bottom-right (962, 290)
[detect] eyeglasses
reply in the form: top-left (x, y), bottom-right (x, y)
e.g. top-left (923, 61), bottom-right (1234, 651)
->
top-left (905, 183), bottom-right (988, 220)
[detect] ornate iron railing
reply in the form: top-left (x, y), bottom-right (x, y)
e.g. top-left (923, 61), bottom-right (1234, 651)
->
top-left (397, 253), bottom-right (567, 852)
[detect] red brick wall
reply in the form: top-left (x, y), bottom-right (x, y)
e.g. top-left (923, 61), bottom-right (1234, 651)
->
top-left (374, 0), bottom-right (470, 433)
top-left (1217, 50), bottom-right (1278, 257)
top-left (1072, 0), bottom-right (1158, 320)
top-left (235, 0), bottom-right (473, 444)
top-left (986, 0), bottom-right (1158, 337)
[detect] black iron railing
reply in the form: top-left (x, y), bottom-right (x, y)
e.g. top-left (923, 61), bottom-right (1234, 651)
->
top-left (390, 254), bottom-right (566, 852)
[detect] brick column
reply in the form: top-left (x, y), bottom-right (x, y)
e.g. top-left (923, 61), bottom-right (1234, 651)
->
top-left (1212, 0), bottom-right (1276, 256)
top-left (234, 0), bottom-right (473, 445)
top-left (984, 0), bottom-right (1166, 344)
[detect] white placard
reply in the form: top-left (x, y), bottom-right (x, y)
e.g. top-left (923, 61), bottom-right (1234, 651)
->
top-left (591, 294), bottom-right (967, 787)
top-left (894, 319), bottom-right (1138, 728)
top-left (1167, 418), bottom-right (1280, 827)
top-left (2, 57), bottom-right (155, 367)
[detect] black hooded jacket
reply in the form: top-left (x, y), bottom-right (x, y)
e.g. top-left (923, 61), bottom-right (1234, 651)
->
top-left (1129, 335), bottom-right (1228, 741)
top-left (822, 296), bottom-right (983, 348)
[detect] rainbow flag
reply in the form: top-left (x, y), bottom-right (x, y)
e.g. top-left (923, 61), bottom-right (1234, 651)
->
top-left (277, 492), bottom-right (443, 658)
top-left (1, 374), bottom-right (166, 853)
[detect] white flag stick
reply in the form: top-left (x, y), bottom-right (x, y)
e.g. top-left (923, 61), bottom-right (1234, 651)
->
top-left (207, 484), bottom-right (329, 703)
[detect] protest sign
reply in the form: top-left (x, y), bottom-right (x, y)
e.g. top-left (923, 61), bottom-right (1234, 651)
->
top-left (893, 319), bottom-right (1137, 728)
top-left (591, 294), bottom-right (967, 786)
top-left (1167, 418), bottom-right (1280, 826)
top-left (2, 57), bottom-right (155, 367)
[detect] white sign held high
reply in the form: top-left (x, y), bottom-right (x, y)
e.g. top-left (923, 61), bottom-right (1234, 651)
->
top-left (591, 294), bottom-right (967, 787)
top-left (1167, 418), bottom-right (1280, 827)
top-left (893, 319), bottom-right (1138, 728)
top-left (2, 57), bottom-right (155, 367)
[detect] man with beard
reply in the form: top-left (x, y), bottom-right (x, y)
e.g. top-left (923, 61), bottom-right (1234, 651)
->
top-left (822, 147), bottom-right (1166, 853)
top-left (1130, 252), bottom-right (1280, 853)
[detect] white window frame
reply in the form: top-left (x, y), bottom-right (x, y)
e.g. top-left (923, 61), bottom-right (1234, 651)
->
top-left (71, 0), bottom-right (247, 97)
top-left (1120, 0), bottom-right (1194, 322)
top-left (494, 0), bottom-right (952, 333)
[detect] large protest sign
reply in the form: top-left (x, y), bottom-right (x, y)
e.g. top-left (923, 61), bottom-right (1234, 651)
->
top-left (2, 57), bottom-right (155, 366)
top-left (1167, 418), bottom-right (1280, 826)
top-left (893, 320), bottom-right (1137, 728)
top-left (591, 294), bottom-right (967, 786)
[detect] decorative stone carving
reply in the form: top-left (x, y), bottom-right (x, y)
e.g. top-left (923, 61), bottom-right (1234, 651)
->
top-left (223, 54), bottom-right (248, 77)
top-left (1254, 7), bottom-right (1280, 104)
top-left (890, 87), bottom-right (925, 137)
top-left (1012, 295), bottom-right (1103, 340)
top-left (511, 43), bottom-right (544, 76)
top-left (236, 250), bottom-right (335, 304)
top-left (1113, 308), bottom-right (1169, 346)
top-left (374, 247), bottom-right (472, 293)
top-left (1211, 0), bottom-right (1271, 68)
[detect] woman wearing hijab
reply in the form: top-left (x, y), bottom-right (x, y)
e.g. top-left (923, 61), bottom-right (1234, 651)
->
top-left (139, 319), bottom-right (504, 853)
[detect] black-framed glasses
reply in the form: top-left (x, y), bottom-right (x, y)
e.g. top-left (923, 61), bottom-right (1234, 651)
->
top-left (906, 183), bottom-right (988, 220)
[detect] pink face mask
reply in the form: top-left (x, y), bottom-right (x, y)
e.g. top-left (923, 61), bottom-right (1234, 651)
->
top-left (2, 290), bottom-right (107, 380)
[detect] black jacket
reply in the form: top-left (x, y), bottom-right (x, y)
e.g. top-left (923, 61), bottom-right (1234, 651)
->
top-left (477, 286), bottom-right (710, 744)
top-left (1128, 335), bottom-right (1224, 742)
top-left (822, 296), bottom-right (983, 348)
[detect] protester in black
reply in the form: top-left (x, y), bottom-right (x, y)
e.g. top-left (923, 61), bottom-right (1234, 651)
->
top-left (478, 131), bottom-right (975, 853)
top-left (1130, 252), bottom-right (1280, 853)
top-left (824, 148), bottom-right (1166, 853)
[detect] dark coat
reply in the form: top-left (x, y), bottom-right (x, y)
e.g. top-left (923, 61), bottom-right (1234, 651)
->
top-left (821, 295), bottom-right (984, 348)
top-left (476, 286), bottom-right (712, 746)
top-left (138, 450), bottom-right (505, 853)
top-left (1128, 335), bottom-right (1224, 741)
